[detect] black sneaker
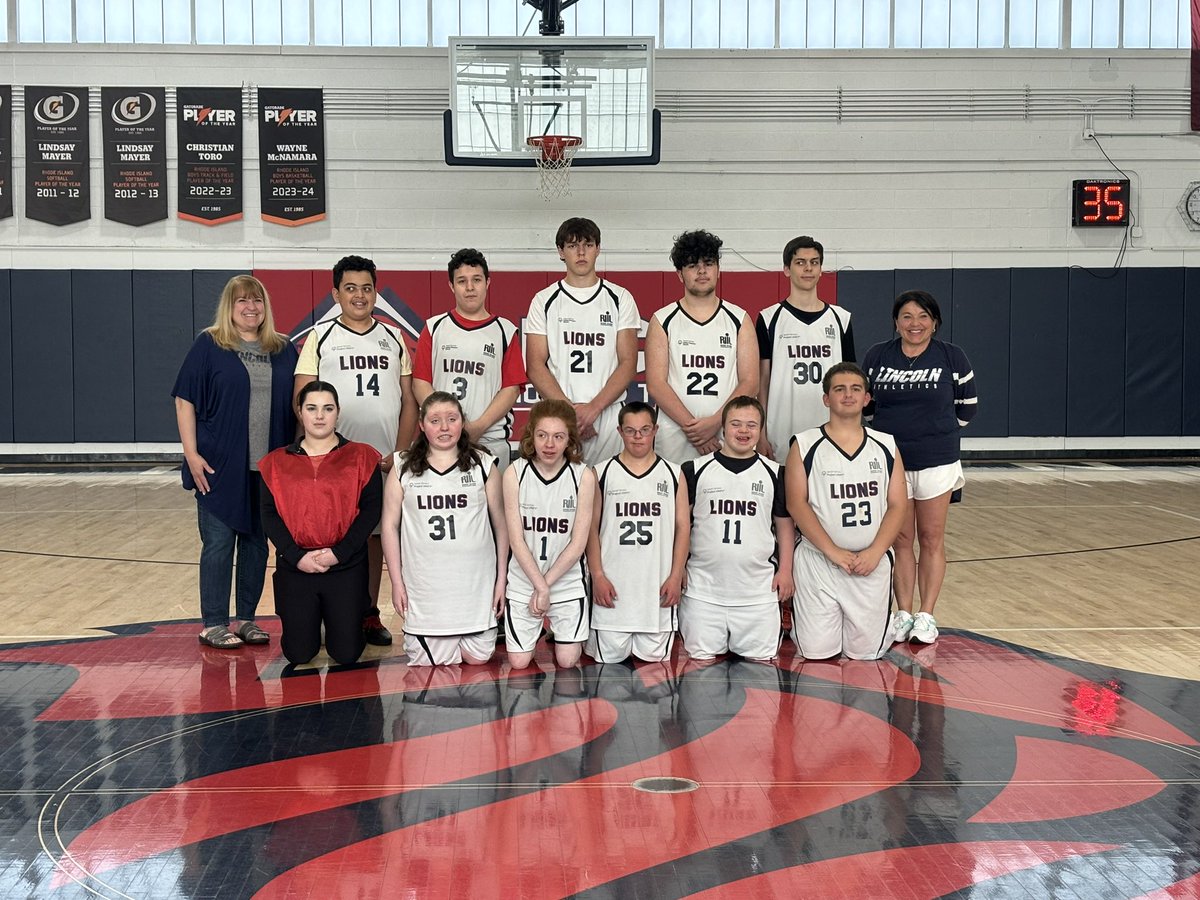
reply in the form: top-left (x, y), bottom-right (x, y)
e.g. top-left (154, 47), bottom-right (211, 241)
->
top-left (363, 615), bottom-right (393, 646)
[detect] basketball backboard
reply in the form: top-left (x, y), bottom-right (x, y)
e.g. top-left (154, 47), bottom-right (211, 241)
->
top-left (444, 35), bottom-right (659, 167)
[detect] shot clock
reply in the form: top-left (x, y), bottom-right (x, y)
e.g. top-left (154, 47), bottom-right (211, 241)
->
top-left (1072, 179), bottom-right (1129, 227)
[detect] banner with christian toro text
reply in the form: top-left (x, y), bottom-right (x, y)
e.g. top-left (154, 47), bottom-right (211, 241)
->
top-left (257, 87), bottom-right (326, 226)
top-left (102, 87), bottom-right (167, 226)
top-left (0, 86), bottom-right (12, 220)
top-left (177, 87), bottom-right (243, 225)
top-left (25, 86), bottom-right (91, 226)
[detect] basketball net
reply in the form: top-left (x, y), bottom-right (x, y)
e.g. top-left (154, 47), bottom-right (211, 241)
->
top-left (526, 135), bottom-right (582, 201)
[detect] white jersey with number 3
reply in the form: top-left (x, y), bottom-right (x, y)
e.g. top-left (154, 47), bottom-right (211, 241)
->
top-left (399, 451), bottom-right (498, 635)
top-left (506, 459), bottom-right (587, 603)
top-left (593, 455), bottom-right (681, 632)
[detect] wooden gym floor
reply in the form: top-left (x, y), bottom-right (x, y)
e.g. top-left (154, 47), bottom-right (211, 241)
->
top-left (0, 462), bottom-right (1198, 898)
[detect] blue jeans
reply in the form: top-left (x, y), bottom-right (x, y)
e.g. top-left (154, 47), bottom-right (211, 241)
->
top-left (197, 473), bottom-right (268, 628)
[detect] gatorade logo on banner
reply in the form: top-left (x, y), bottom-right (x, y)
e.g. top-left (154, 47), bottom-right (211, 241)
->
top-left (177, 87), bottom-right (243, 225)
top-left (24, 86), bottom-right (90, 226)
top-left (102, 87), bottom-right (167, 226)
top-left (258, 87), bottom-right (325, 226)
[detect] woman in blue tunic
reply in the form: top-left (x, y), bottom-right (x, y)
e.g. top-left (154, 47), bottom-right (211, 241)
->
top-left (173, 275), bottom-right (298, 649)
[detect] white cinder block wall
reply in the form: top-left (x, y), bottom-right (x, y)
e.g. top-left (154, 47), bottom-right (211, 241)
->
top-left (2, 46), bottom-right (1196, 274)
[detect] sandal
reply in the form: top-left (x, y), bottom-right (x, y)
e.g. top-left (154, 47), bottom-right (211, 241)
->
top-left (199, 625), bottom-right (244, 649)
top-left (237, 621), bottom-right (271, 645)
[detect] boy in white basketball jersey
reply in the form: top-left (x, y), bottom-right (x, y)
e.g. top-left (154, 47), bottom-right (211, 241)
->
top-left (525, 217), bottom-right (640, 465)
top-left (757, 236), bottom-right (855, 461)
top-left (586, 401), bottom-right (689, 664)
top-left (785, 363), bottom-right (909, 660)
top-left (645, 229), bottom-right (759, 463)
top-left (294, 255), bottom-right (417, 646)
top-left (413, 248), bottom-right (525, 470)
top-left (680, 396), bottom-right (795, 662)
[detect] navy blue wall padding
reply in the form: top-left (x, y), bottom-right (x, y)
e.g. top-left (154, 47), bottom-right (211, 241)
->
top-left (192, 270), bottom-right (235, 336)
top-left (835, 270), bottom-right (895, 359)
top-left (133, 270), bottom-right (195, 442)
top-left (894, 269), bottom-right (954, 339)
top-left (1008, 268), bottom-right (1069, 437)
top-left (1067, 267), bottom-right (1127, 436)
top-left (1183, 269), bottom-right (1200, 435)
top-left (951, 268), bottom-right (1009, 438)
top-left (1124, 268), bottom-right (1183, 436)
top-left (0, 272), bottom-right (11, 442)
top-left (72, 270), bottom-right (136, 442)
top-left (12, 270), bottom-right (74, 441)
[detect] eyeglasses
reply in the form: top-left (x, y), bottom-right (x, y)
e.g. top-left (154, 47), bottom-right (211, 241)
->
top-left (620, 426), bottom-right (655, 438)
top-left (340, 284), bottom-right (375, 296)
top-left (563, 241), bottom-right (597, 252)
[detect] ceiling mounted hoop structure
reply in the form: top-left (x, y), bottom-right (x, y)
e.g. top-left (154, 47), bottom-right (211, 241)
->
top-left (526, 134), bottom-right (582, 200)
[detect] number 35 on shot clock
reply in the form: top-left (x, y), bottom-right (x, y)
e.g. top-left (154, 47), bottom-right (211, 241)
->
top-left (1071, 179), bottom-right (1129, 227)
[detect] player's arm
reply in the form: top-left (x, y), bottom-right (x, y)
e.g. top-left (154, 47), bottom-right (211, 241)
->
top-left (850, 450), bottom-right (909, 577)
top-left (586, 478), bottom-right (617, 608)
top-left (380, 463), bottom-right (408, 614)
top-left (411, 327), bottom-right (434, 408)
top-left (525, 332), bottom-right (570, 402)
top-left (467, 386), bottom-right (521, 444)
top-left (502, 465), bottom-right (552, 611)
top-left (644, 315), bottom-right (696, 430)
top-left (484, 463), bottom-right (509, 617)
top-left (773, 513), bottom-right (796, 603)
top-left (784, 441), bottom-right (855, 574)
top-left (393, 374), bottom-right (418, 463)
top-left (575, 328), bottom-right (637, 438)
top-left (755, 314), bottom-right (775, 458)
top-left (292, 331), bottom-right (319, 410)
top-left (661, 475), bottom-right (691, 608)
top-left (541, 467), bottom-right (597, 590)
top-left (412, 378), bottom-right (434, 406)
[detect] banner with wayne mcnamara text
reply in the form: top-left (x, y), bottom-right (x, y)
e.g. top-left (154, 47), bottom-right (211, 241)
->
top-left (257, 87), bottom-right (325, 226)
top-left (25, 86), bottom-right (90, 226)
top-left (0, 86), bottom-right (12, 220)
top-left (177, 87), bottom-right (243, 225)
top-left (102, 87), bottom-right (167, 226)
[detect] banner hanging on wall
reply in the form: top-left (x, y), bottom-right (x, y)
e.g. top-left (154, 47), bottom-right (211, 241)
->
top-left (177, 87), bottom-right (243, 225)
top-left (101, 87), bottom-right (167, 226)
top-left (0, 86), bottom-right (12, 220)
top-left (257, 87), bottom-right (326, 226)
top-left (24, 86), bottom-right (91, 226)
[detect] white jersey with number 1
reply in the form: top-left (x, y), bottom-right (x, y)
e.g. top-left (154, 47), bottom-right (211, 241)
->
top-left (506, 459), bottom-right (588, 603)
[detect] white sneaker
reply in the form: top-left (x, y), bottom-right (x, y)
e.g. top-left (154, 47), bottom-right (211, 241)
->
top-left (891, 610), bottom-right (915, 643)
top-left (910, 611), bottom-right (939, 644)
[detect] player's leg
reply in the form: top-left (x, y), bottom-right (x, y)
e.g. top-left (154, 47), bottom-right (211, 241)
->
top-left (547, 597), bottom-right (588, 666)
top-left (321, 560), bottom-right (369, 666)
top-left (585, 629), bottom-right (634, 664)
top-left (275, 568), bottom-right (320, 664)
top-left (504, 598), bottom-right (545, 669)
top-left (840, 551), bottom-right (895, 660)
top-left (791, 548), bottom-right (844, 660)
top-left (460, 628), bottom-right (499, 665)
top-left (362, 535), bottom-right (393, 645)
top-left (630, 631), bottom-right (674, 663)
top-left (680, 594), bottom-right (731, 660)
top-left (727, 602), bottom-right (782, 662)
top-left (403, 633), bottom-right (463, 666)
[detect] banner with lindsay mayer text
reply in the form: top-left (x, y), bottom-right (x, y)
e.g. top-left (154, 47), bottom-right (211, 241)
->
top-left (25, 86), bottom-right (90, 226)
top-left (257, 87), bottom-right (325, 226)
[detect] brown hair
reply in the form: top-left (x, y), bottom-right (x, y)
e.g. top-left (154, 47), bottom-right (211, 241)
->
top-left (519, 399), bottom-right (583, 464)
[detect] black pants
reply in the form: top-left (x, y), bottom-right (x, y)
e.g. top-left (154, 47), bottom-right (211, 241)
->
top-left (274, 557), bottom-right (369, 666)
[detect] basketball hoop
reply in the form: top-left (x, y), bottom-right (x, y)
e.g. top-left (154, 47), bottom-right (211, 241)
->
top-left (526, 135), bottom-right (582, 200)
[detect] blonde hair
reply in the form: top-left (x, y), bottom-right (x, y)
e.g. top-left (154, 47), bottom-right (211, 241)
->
top-left (206, 274), bottom-right (288, 353)
top-left (519, 399), bottom-right (583, 464)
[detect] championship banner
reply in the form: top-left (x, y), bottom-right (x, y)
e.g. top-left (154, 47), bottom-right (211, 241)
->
top-left (24, 86), bottom-right (90, 226)
top-left (257, 87), bottom-right (325, 226)
top-left (102, 87), bottom-right (167, 226)
top-left (0, 86), bottom-right (12, 220)
top-left (177, 87), bottom-right (243, 225)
